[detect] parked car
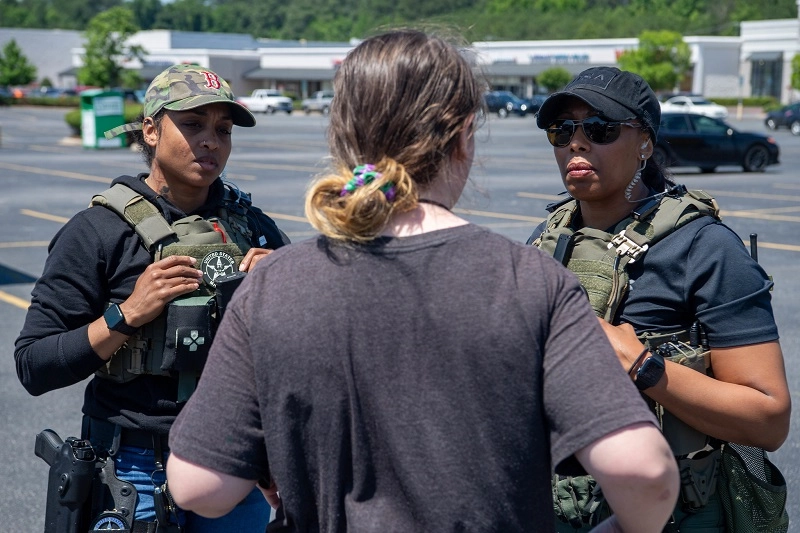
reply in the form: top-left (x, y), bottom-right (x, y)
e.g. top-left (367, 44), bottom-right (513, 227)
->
top-left (653, 112), bottom-right (779, 173)
top-left (0, 86), bottom-right (12, 105)
top-left (112, 88), bottom-right (146, 103)
top-left (236, 89), bottom-right (293, 114)
top-left (524, 94), bottom-right (549, 115)
top-left (660, 95), bottom-right (728, 119)
top-left (764, 103), bottom-right (800, 135)
top-left (484, 91), bottom-right (529, 118)
top-left (301, 90), bottom-right (334, 115)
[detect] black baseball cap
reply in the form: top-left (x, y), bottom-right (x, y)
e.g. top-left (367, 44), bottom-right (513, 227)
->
top-left (536, 67), bottom-right (660, 140)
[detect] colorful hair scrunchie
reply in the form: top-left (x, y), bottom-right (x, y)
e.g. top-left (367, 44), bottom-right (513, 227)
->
top-left (340, 164), bottom-right (396, 202)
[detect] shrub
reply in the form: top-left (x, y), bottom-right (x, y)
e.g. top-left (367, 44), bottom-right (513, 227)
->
top-left (18, 95), bottom-right (80, 107)
top-left (65, 108), bottom-right (81, 134)
top-left (708, 96), bottom-right (778, 109)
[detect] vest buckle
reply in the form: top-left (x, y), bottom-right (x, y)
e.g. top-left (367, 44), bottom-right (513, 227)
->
top-left (608, 230), bottom-right (649, 263)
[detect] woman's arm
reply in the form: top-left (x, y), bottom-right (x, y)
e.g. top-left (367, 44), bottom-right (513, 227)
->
top-left (650, 341), bottom-right (789, 450)
top-left (15, 210), bottom-right (204, 395)
top-left (577, 421), bottom-right (679, 533)
top-left (166, 453), bottom-right (258, 517)
top-left (600, 321), bottom-right (790, 451)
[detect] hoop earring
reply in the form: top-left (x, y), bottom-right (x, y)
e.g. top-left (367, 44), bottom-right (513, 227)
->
top-left (625, 159), bottom-right (647, 201)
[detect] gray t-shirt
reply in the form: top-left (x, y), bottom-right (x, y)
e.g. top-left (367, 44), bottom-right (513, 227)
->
top-left (170, 224), bottom-right (656, 532)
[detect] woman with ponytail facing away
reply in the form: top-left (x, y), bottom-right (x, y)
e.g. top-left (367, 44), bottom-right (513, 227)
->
top-left (167, 30), bottom-right (678, 532)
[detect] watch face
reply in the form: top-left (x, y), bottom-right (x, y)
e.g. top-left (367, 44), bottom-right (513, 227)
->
top-left (104, 304), bottom-right (137, 335)
top-left (636, 354), bottom-right (665, 390)
top-left (104, 304), bottom-right (126, 329)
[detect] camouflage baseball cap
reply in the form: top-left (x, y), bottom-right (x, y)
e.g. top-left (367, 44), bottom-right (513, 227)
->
top-left (104, 64), bottom-right (256, 139)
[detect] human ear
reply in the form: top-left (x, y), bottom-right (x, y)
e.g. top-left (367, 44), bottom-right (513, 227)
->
top-left (141, 117), bottom-right (159, 147)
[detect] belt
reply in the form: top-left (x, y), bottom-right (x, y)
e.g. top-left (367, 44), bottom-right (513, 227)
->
top-left (85, 416), bottom-right (169, 453)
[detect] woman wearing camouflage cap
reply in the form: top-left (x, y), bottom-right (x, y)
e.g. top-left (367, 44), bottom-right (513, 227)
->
top-left (15, 64), bottom-right (289, 531)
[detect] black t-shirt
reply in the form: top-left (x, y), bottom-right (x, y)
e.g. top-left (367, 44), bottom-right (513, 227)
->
top-left (14, 174), bottom-right (289, 435)
top-left (171, 224), bottom-right (657, 532)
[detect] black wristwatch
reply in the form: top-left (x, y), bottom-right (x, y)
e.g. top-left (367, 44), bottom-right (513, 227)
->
top-left (103, 303), bottom-right (138, 336)
top-left (635, 352), bottom-right (665, 391)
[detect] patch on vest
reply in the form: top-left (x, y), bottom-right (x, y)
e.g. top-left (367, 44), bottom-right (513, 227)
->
top-left (201, 250), bottom-right (237, 287)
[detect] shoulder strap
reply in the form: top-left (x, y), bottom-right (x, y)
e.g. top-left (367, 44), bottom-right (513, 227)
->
top-left (615, 187), bottom-right (720, 253)
top-left (527, 198), bottom-right (579, 248)
top-left (91, 183), bottom-right (176, 253)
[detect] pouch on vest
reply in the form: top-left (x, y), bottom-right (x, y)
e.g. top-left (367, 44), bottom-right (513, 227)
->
top-left (162, 295), bottom-right (214, 373)
top-left (540, 226), bottom-right (634, 322)
top-left (642, 329), bottom-right (713, 456)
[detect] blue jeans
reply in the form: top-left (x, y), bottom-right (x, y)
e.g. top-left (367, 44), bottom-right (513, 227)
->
top-left (113, 445), bottom-right (271, 531)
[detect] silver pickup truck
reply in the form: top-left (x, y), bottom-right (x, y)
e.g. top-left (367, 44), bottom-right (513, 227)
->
top-left (300, 90), bottom-right (334, 115)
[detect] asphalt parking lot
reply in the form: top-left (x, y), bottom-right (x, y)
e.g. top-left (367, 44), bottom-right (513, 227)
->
top-left (1, 105), bottom-right (798, 529)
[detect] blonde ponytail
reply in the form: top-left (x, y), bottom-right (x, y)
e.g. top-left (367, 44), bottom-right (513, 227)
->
top-left (305, 158), bottom-right (417, 242)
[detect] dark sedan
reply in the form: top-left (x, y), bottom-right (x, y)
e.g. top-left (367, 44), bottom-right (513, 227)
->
top-left (653, 112), bottom-right (779, 173)
top-left (484, 91), bottom-right (529, 118)
top-left (764, 103), bottom-right (800, 135)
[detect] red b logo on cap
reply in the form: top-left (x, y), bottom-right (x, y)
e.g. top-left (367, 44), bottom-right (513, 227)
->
top-left (202, 72), bottom-right (221, 90)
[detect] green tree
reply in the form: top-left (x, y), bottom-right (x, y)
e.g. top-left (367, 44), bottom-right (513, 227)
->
top-left (46, 0), bottom-right (124, 30)
top-left (155, 0), bottom-right (214, 32)
top-left (79, 7), bottom-right (145, 88)
top-left (617, 30), bottom-right (691, 92)
top-left (792, 54), bottom-right (800, 94)
top-left (127, 0), bottom-right (163, 30)
top-left (0, 39), bottom-right (37, 87)
top-left (120, 69), bottom-right (142, 89)
top-left (538, 67), bottom-right (573, 93)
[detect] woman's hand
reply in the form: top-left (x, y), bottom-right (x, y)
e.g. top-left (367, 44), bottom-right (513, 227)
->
top-left (120, 255), bottom-right (203, 327)
top-left (258, 476), bottom-right (282, 509)
top-left (239, 248), bottom-right (273, 273)
top-left (89, 255), bottom-right (202, 361)
top-left (596, 318), bottom-right (647, 371)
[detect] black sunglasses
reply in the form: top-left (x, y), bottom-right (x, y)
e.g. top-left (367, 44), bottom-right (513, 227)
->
top-left (545, 116), bottom-right (641, 147)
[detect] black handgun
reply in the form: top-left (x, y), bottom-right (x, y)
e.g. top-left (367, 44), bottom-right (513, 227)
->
top-left (35, 429), bottom-right (96, 533)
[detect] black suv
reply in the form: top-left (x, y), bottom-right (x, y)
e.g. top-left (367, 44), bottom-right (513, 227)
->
top-left (484, 91), bottom-right (529, 118)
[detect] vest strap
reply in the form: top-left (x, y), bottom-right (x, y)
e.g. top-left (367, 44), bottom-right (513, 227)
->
top-left (91, 183), bottom-right (175, 252)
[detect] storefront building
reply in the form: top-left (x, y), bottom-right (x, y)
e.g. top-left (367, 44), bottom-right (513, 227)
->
top-left (3, 6), bottom-right (799, 104)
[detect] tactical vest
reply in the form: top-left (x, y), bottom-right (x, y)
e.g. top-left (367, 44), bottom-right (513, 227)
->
top-left (534, 187), bottom-right (724, 527)
top-left (532, 185), bottom-right (720, 323)
top-left (90, 183), bottom-right (255, 402)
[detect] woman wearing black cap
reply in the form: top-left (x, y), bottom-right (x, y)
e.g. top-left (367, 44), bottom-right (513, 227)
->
top-left (531, 67), bottom-right (790, 532)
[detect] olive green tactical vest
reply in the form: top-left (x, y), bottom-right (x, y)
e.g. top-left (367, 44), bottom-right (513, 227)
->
top-left (533, 187), bottom-right (720, 323)
top-left (535, 188), bottom-right (723, 528)
top-left (90, 183), bottom-right (253, 402)
top-left (535, 187), bottom-right (720, 454)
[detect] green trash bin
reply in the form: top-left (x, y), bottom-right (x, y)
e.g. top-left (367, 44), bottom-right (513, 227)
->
top-left (80, 90), bottom-right (125, 149)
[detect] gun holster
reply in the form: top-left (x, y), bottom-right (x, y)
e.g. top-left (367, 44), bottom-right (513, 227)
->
top-left (36, 428), bottom-right (152, 533)
top-left (36, 429), bottom-right (97, 533)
